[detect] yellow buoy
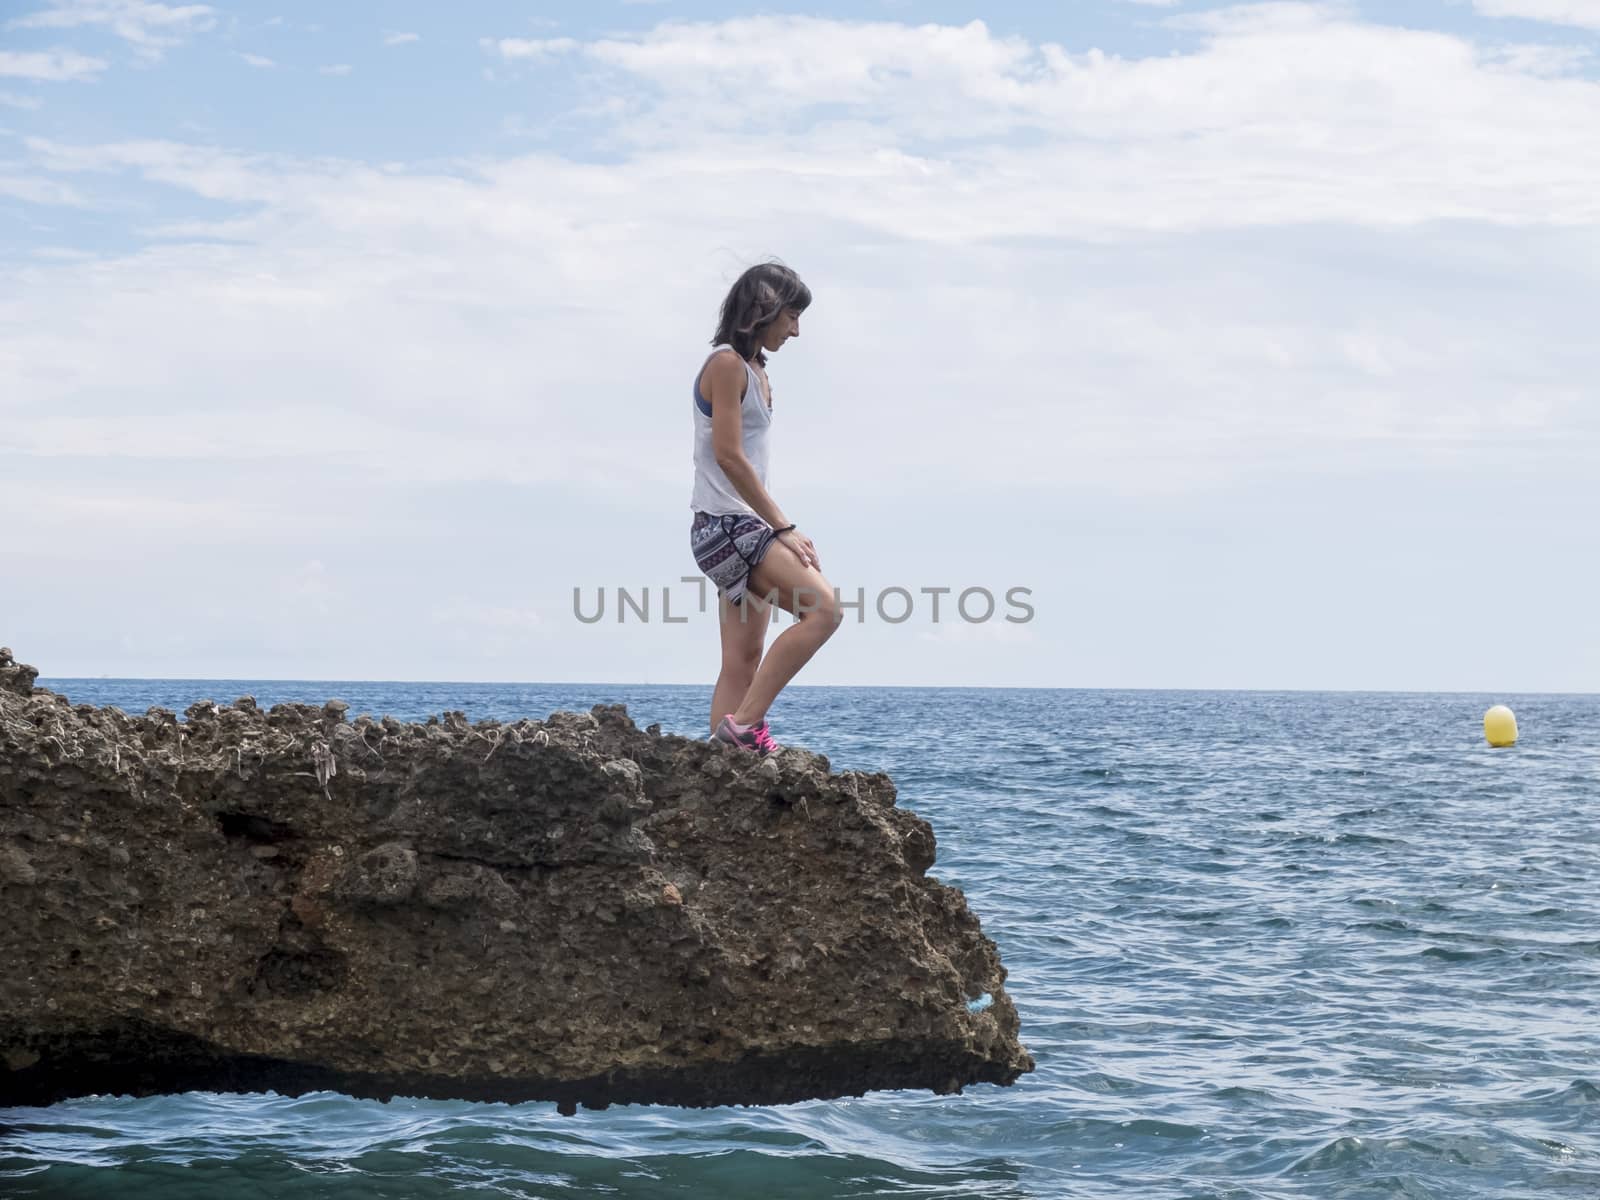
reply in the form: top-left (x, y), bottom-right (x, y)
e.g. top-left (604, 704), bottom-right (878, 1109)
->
top-left (1484, 705), bottom-right (1518, 747)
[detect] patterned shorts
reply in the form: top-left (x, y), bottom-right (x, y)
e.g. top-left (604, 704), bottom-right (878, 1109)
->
top-left (690, 510), bottom-right (779, 607)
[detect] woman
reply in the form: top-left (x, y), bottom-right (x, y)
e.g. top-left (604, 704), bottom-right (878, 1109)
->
top-left (689, 262), bottom-right (843, 754)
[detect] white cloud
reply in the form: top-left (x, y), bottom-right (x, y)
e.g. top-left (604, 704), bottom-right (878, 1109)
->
top-left (1482, 41), bottom-right (1593, 75)
top-left (1, 90), bottom-right (45, 109)
top-left (0, 477), bottom-right (295, 549)
top-left (477, 11), bottom-right (1600, 231)
top-left (915, 621), bottom-right (1037, 646)
top-left (279, 559), bottom-right (335, 616)
top-left (431, 602), bottom-right (544, 634)
top-left (486, 36), bottom-right (577, 61)
top-left (4, 13), bottom-right (1598, 531)
top-left (0, 174), bottom-right (86, 204)
top-left (319, 63), bottom-right (352, 76)
top-left (1473, 0), bottom-right (1600, 31)
top-left (382, 30), bottom-right (420, 46)
top-left (1166, 1), bottom-right (1339, 34)
top-left (426, 602), bottom-right (550, 665)
top-left (237, 52), bottom-right (275, 69)
top-left (0, 48), bottom-right (107, 81)
top-left (8, 1), bottom-right (217, 59)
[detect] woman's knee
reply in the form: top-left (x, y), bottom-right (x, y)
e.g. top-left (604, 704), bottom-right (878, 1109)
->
top-left (798, 586), bottom-right (844, 638)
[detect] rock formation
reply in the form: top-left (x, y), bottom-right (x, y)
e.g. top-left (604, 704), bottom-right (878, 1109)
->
top-left (0, 648), bottom-right (1032, 1111)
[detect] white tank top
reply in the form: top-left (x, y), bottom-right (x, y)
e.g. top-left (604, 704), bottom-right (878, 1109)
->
top-left (689, 343), bottom-right (772, 515)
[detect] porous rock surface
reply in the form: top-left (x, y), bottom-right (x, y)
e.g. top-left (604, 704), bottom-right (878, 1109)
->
top-left (0, 648), bottom-right (1032, 1111)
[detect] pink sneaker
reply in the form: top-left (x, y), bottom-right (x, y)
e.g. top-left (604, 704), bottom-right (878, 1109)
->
top-left (713, 714), bottom-right (780, 755)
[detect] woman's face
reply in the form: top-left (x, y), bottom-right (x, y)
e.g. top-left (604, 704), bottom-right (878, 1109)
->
top-left (759, 307), bottom-right (802, 354)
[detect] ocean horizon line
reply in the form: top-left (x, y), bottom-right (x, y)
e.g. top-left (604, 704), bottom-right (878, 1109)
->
top-left (33, 676), bottom-right (1600, 699)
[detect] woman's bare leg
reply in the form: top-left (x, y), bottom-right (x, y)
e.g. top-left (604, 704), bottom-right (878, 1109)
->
top-left (710, 590), bottom-right (770, 734)
top-left (729, 538), bottom-right (843, 727)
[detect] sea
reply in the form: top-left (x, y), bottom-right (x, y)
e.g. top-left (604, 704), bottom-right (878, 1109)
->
top-left (3, 681), bottom-right (1597, 1199)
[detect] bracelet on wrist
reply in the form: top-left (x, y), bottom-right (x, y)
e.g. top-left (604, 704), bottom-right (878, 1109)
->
top-left (772, 523), bottom-right (796, 535)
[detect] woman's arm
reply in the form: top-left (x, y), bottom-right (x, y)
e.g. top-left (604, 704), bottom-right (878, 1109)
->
top-left (706, 352), bottom-right (819, 569)
top-left (706, 352), bottom-right (788, 529)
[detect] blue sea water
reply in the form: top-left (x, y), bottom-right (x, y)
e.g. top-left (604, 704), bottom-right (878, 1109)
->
top-left (4, 681), bottom-right (1598, 1199)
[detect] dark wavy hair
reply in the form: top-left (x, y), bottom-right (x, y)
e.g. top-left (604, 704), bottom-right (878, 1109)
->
top-left (712, 261), bottom-right (812, 366)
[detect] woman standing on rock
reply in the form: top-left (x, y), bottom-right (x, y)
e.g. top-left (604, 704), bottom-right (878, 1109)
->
top-left (689, 262), bottom-right (843, 754)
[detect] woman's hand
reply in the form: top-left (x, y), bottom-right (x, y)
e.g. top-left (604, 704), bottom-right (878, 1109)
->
top-left (777, 527), bottom-right (820, 570)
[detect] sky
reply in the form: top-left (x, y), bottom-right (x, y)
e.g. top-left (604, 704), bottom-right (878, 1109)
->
top-left (2, 0), bottom-right (1597, 692)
